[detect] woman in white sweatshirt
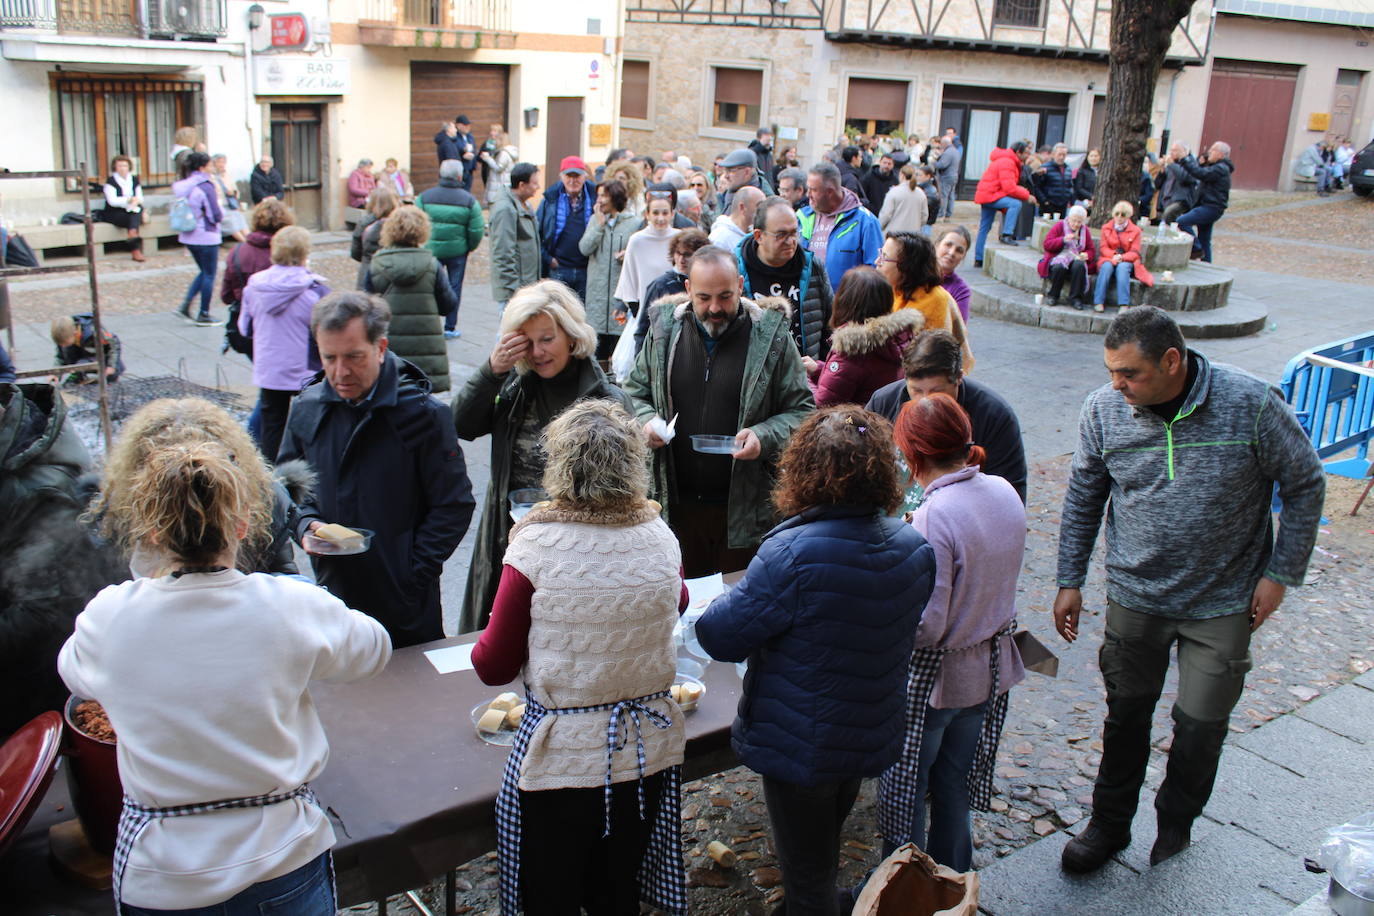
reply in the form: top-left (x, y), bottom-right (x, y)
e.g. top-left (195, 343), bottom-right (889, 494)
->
top-left (59, 415), bottom-right (392, 915)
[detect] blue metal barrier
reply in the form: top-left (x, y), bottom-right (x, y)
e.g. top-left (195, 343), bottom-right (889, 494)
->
top-left (1278, 330), bottom-right (1374, 479)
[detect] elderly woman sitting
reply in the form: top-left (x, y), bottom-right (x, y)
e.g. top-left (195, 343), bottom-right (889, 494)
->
top-left (347, 158), bottom-right (377, 208)
top-left (452, 280), bottom-right (634, 634)
top-left (1037, 204), bottom-right (1097, 310)
top-left (472, 399), bottom-right (688, 916)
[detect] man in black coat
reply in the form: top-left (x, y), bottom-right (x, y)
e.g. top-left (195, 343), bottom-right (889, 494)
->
top-left (1157, 142), bottom-right (1200, 226)
top-left (1036, 144), bottom-right (1074, 217)
top-left (1176, 141), bottom-right (1234, 263)
top-left (249, 155), bottom-right (285, 204)
top-left (749, 128), bottom-right (776, 179)
top-left (837, 146), bottom-right (869, 207)
top-left (278, 292), bottom-right (475, 648)
top-left (861, 152), bottom-right (900, 215)
top-left (865, 329), bottom-right (1027, 503)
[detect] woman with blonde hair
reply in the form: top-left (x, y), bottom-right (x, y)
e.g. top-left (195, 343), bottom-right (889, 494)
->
top-left (479, 126), bottom-right (519, 206)
top-left (351, 185), bottom-right (400, 288)
top-left (94, 397), bottom-right (309, 577)
top-left (878, 163), bottom-right (929, 234)
top-left (473, 399), bottom-right (688, 915)
top-left (364, 204), bottom-right (458, 391)
top-left (62, 404), bottom-right (390, 915)
top-left (1092, 199), bottom-right (1153, 313)
top-left (451, 279), bottom-right (633, 633)
top-left (239, 226), bottom-right (330, 460)
top-left (604, 158), bottom-right (646, 218)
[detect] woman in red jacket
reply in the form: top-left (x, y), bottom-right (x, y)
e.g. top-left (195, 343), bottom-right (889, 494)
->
top-left (1092, 200), bottom-right (1154, 313)
top-left (972, 141), bottom-right (1033, 267)
top-left (812, 267), bottom-right (922, 408)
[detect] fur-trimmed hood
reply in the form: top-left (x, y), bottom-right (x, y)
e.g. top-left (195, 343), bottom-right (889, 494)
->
top-left (829, 309), bottom-right (923, 357)
top-left (511, 498), bottom-right (662, 537)
top-left (662, 292), bottom-right (793, 323)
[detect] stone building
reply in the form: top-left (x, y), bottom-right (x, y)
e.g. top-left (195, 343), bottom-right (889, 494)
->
top-left (618, 0), bottom-right (1211, 197)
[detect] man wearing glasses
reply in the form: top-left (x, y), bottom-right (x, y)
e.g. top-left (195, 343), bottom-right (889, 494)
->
top-left (736, 196), bottom-right (833, 369)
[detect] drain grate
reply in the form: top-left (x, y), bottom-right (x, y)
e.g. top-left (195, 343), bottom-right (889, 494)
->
top-left (64, 374), bottom-right (250, 421)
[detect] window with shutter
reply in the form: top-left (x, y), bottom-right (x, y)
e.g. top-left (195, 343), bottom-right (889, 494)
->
top-left (712, 66), bottom-right (762, 129)
top-left (621, 59), bottom-right (651, 122)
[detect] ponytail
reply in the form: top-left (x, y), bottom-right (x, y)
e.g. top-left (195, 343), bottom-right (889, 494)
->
top-left (125, 441), bottom-right (254, 566)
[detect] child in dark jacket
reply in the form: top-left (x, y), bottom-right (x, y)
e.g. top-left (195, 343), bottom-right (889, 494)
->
top-left (50, 313), bottom-right (123, 384)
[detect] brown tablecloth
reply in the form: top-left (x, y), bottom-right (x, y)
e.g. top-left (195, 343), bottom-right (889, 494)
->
top-left (3, 633), bottom-right (741, 912)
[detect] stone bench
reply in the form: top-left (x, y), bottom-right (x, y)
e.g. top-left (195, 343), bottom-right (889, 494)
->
top-left (18, 218), bottom-right (181, 259)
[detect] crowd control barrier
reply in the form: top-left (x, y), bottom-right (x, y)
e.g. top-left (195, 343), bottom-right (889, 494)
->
top-left (1278, 331), bottom-right (1374, 480)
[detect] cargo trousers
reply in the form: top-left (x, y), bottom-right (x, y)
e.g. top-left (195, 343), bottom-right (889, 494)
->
top-left (1091, 599), bottom-right (1253, 835)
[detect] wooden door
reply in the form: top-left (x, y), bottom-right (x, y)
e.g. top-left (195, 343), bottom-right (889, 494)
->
top-left (269, 104), bottom-right (323, 230)
top-left (544, 97), bottom-right (583, 180)
top-left (1331, 69), bottom-right (1363, 142)
top-left (1201, 60), bottom-right (1298, 190)
top-left (409, 62), bottom-right (510, 197)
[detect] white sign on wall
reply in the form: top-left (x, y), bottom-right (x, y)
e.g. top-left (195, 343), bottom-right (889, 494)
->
top-left (254, 57), bottom-right (350, 95)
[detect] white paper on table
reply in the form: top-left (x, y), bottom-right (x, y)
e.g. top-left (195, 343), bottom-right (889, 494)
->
top-left (424, 643), bottom-right (476, 674)
top-left (684, 573), bottom-right (725, 614)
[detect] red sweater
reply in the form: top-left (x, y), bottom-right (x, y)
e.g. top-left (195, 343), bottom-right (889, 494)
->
top-left (472, 566), bottom-right (690, 686)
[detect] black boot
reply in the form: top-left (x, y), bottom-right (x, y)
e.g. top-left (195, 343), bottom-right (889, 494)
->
top-left (1061, 820), bottom-right (1132, 873)
top-left (1150, 818), bottom-right (1192, 866)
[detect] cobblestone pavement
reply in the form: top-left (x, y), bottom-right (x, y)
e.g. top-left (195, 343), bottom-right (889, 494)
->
top-left (7, 201), bottom-right (1371, 915)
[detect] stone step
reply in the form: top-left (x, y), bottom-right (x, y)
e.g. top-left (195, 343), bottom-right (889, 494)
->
top-left (966, 270), bottom-right (1268, 339)
top-left (984, 245), bottom-right (1234, 312)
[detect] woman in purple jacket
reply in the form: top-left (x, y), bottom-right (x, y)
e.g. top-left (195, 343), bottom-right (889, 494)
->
top-left (238, 226), bottom-right (329, 461)
top-left (879, 392), bottom-right (1026, 871)
top-left (935, 226), bottom-right (972, 322)
top-left (172, 151), bottom-right (224, 325)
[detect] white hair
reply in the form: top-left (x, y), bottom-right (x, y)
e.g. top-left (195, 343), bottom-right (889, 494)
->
top-left (1067, 204), bottom-right (1088, 221)
top-left (438, 159), bottom-right (463, 180)
top-left (661, 168), bottom-right (687, 190)
top-left (677, 188), bottom-right (700, 212)
top-left (676, 155), bottom-right (693, 171)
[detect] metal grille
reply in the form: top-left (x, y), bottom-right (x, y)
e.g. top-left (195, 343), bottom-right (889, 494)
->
top-left (65, 374), bottom-right (249, 423)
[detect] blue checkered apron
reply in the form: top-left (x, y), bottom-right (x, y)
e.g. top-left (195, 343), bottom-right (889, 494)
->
top-left (111, 785), bottom-right (331, 912)
top-left (878, 620), bottom-right (1015, 846)
top-left (494, 690), bottom-right (687, 916)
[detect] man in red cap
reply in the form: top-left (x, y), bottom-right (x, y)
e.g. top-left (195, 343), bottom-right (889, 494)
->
top-left (535, 155), bottom-right (597, 301)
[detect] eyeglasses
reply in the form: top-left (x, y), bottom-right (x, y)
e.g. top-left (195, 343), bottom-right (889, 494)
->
top-left (875, 253), bottom-right (897, 264)
top-left (763, 230), bottom-right (798, 242)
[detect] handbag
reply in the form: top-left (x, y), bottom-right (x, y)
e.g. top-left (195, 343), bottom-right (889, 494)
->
top-left (852, 843), bottom-right (978, 916)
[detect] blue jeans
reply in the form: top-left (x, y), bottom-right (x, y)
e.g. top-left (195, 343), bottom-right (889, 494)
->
top-left (1177, 203), bottom-right (1223, 262)
top-left (183, 244), bottom-right (219, 316)
top-left (1094, 261), bottom-right (1134, 307)
top-left (895, 702), bottom-right (987, 872)
top-left (974, 196), bottom-right (1022, 262)
top-left (438, 254), bottom-right (468, 331)
top-left (549, 265), bottom-right (588, 302)
top-left (120, 852), bottom-right (334, 915)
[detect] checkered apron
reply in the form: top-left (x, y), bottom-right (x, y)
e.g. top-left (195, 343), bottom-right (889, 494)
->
top-left (111, 785), bottom-right (330, 912)
top-left (878, 620), bottom-right (1015, 846)
top-left (495, 691), bottom-right (687, 916)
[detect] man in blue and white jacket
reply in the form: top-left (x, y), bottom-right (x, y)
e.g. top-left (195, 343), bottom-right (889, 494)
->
top-left (1053, 307), bottom-right (1324, 874)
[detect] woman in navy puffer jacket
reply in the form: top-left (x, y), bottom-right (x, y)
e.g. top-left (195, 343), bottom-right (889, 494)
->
top-left (697, 404), bottom-right (935, 916)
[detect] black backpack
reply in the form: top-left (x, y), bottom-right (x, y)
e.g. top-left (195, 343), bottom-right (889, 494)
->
top-left (222, 246), bottom-right (253, 358)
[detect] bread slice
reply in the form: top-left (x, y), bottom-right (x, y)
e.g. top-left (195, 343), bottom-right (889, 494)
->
top-left (314, 523), bottom-right (364, 551)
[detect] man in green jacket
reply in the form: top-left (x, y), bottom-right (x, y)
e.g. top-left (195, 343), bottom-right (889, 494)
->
top-left (487, 163), bottom-right (542, 313)
top-left (1054, 307), bottom-right (1324, 873)
top-left (418, 159), bottom-right (485, 339)
top-left (625, 244), bottom-right (815, 576)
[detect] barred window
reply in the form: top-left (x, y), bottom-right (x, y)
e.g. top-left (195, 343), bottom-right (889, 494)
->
top-left (56, 75), bottom-right (205, 188)
top-left (992, 0), bottom-right (1044, 28)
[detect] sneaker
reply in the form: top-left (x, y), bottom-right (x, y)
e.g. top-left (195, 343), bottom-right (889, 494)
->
top-left (193, 312), bottom-right (220, 327)
top-left (1061, 821), bottom-right (1131, 874)
top-left (444, 329), bottom-right (462, 339)
top-left (174, 302), bottom-right (192, 321)
top-left (1093, 303), bottom-right (1105, 313)
top-left (1000, 236), bottom-right (1020, 246)
top-left (1046, 294), bottom-right (1060, 306)
top-left (1071, 299), bottom-right (1085, 311)
top-left (1150, 821), bottom-right (1191, 866)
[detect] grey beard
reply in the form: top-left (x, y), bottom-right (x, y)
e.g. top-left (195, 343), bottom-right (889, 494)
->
top-left (704, 319), bottom-right (729, 338)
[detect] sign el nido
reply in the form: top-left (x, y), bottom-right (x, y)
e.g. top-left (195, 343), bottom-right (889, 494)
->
top-left (255, 58), bottom-right (351, 95)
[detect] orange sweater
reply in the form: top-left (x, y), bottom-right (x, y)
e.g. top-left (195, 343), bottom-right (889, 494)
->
top-left (893, 286), bottom-right (976, 372)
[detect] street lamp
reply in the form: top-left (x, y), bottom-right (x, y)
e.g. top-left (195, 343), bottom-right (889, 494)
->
top-left (247, 3), bottom-right (264, 30)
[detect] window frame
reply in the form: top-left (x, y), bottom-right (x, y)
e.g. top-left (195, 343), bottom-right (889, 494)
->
top-left (699, 60), bottom-right (769, 144)
top-left (619, 55), bottom-right (656, 130)
top-left (991, 0), bottom-right (1046, 29)
top-left (53, 73), bottom-right (205, 191)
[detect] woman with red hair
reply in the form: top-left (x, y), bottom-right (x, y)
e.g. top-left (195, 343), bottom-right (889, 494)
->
top-left (878, 392), bottom-right (1027, 871)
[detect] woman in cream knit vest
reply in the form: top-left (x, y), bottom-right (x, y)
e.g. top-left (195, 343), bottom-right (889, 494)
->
top-left (472, 399), bottom-right (687, 916)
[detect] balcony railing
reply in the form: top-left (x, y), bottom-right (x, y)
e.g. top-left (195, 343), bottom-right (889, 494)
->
top-left (0, 0), bottom-right (225, 37)
top-left (358, 0), bottom-right (510, 32)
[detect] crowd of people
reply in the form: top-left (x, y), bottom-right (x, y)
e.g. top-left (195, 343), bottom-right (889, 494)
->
top-left (4, 113), bottom-right (1326, 916)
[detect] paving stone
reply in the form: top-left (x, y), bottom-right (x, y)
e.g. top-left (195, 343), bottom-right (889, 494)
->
top-left (1294, 683), bottom-right (1374, 744)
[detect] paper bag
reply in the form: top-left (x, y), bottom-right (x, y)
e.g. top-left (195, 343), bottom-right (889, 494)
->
top-left (852, 843), bottom-right (978, 916)
top-left (1013, 628), bottom-right (1059, 678)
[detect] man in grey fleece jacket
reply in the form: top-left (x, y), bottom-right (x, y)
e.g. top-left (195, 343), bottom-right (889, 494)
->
top-left (1053, 307), bottom-right (1324, 874)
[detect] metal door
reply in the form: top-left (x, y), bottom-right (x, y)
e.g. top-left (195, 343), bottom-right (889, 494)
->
top-left (270, 104), bottom-right (323, 229)
top-left (1201, 60), bottom-right (1298, 189)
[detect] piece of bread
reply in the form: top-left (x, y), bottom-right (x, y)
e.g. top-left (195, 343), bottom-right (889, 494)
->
top-left (505, 704), bottom-right (525, 729)
top-left (489, 692), bottom-right (521, 712)
top-left (314, 523), bottom-right (364, 550)
top-left (680, 682), bottom-right (703, 704)
top-left (477, 708), bottom-right (506, 734)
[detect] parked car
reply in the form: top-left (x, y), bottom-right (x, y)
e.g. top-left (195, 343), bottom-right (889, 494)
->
top-left (1351, 140), bottom-right (1374, 197)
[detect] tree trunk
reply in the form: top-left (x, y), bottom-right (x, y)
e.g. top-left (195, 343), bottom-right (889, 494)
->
top-left (1090, 0), bottom-right (1195, 228)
